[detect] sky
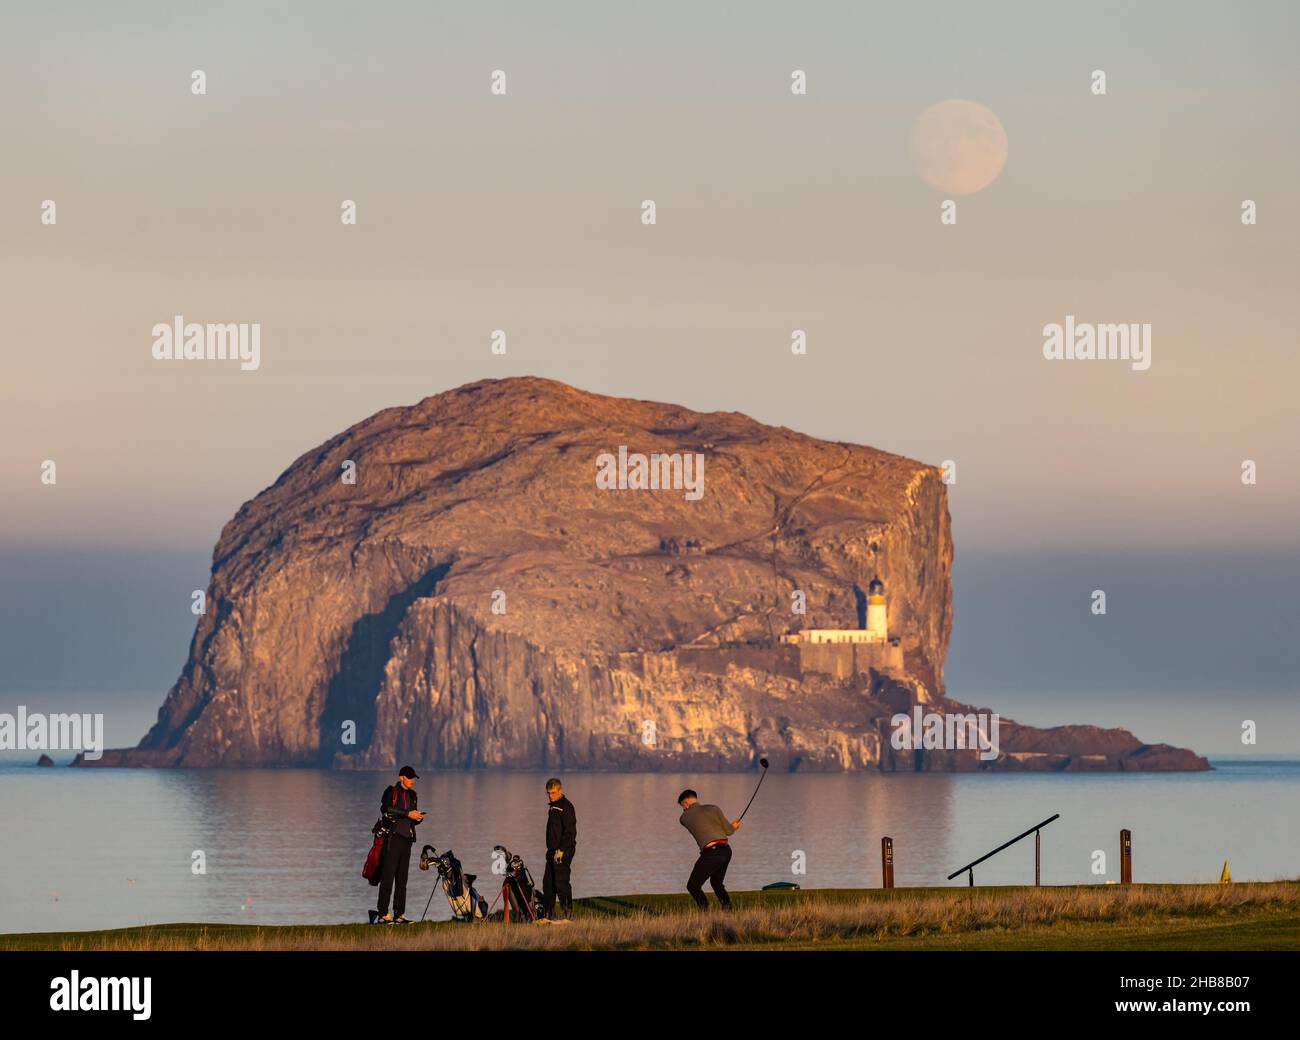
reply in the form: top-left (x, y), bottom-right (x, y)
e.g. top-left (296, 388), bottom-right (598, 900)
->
top-left (1, 1), bottom-right (1296, 755)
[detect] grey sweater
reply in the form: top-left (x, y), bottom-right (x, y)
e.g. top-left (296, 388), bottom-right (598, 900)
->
top-left (679, 803), bottom-right (735, 850)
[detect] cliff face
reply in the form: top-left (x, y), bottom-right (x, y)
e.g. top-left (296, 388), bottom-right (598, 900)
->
top-left (83, 377), bottom-right (1206, 772)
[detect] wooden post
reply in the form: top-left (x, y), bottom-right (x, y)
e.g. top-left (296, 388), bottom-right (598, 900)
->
top-left (1120, 829), bottom-right (1132, 885)
top-left (881, 836), bottom-right (894, 889)
top-left (1035, 829), bottom-right (1041, 886)
top-left (967, 867), bottom-right (974, 887)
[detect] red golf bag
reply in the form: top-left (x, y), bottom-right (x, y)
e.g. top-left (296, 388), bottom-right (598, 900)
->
top-left (362, 819), bottom-right (388, 886)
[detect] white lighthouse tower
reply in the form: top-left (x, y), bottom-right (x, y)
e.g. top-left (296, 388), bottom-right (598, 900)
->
top-left (866, 576), bottom-right (888, 641)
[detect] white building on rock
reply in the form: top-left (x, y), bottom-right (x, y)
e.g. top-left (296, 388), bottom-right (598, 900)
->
top-left (782, 576), bottom-right (890, 645)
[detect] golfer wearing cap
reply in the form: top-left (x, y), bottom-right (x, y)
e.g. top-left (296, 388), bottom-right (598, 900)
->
top-left (376, 765), bottom-right (425, 923)
top-left (677, 789), bottom-right (740, 911)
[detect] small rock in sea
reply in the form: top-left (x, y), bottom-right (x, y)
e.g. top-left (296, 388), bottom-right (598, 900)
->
top-left (36, 754), bottom-right (54, 767)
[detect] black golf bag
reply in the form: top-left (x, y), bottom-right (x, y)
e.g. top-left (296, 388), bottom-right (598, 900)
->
top-left (418, 845), bottom-right (489, 921)
top-left (492, 845), bottom-right (546, 922)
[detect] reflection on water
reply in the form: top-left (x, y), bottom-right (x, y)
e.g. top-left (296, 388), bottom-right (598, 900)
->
top-left (1, 762), bottom-right (1296, 933)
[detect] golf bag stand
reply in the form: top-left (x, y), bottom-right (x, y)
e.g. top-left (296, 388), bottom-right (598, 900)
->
top-left (494, 845), bottom-right (544, 923)
top-left (418, 845), bottom-right (489, 922)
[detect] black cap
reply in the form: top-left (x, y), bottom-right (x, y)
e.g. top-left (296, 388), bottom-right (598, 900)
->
top-left (399, 766), bottom-right (419, 779)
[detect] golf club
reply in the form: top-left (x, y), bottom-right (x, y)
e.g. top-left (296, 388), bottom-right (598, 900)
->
top-left (737, 756), bottom-right (770, 821)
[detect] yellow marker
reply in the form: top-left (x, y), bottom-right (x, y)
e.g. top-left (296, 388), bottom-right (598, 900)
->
top-left (1219, 860), bottom-right (1232, 884)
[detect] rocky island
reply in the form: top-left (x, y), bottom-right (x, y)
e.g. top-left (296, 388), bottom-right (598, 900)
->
top-left (80, 377), bottom-right (1207, 772)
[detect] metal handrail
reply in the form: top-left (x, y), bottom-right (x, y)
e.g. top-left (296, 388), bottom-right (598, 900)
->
top-left (947, 814), bottom-right (1060, 886)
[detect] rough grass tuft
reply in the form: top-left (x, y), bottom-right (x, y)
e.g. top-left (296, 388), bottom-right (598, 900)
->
top-left (6, 883), bottom-right (1298, 952)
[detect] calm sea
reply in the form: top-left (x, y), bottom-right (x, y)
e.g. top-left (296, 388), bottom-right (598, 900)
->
top-left (1, 760), bottom-right (1296, 934)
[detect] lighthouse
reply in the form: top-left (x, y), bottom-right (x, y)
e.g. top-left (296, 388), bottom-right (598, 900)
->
top-left (866, 576), bottom-right (888, 640)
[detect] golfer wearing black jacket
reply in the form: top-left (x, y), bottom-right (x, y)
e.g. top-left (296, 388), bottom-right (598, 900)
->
top-left (376, 766), bottom-right (424, 923)
top-left (543, 778), bottom-right (577, 919)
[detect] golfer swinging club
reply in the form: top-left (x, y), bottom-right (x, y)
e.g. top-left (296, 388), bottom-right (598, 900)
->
top-left (677, 789), bottom-right (740, 911)
top-left (376, 766), bottom-right (425, 924)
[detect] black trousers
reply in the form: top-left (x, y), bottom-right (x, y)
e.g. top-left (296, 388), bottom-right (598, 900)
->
top-left (686, 842), bottom-right (732, 909)
top-left (377, 834), bottom-right (413, 917)
top-left (543, 849), bottom-right (575, 918)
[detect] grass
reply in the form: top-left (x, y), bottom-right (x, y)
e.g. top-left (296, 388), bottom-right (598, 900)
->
top-left (5, 883), bottom-right (1298, 951)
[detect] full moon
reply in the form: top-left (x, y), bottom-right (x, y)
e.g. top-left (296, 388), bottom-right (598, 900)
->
top-left (910, 99), bottom-right (1008, 195)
